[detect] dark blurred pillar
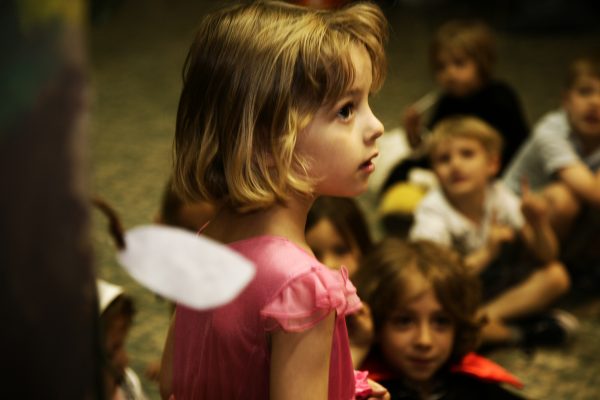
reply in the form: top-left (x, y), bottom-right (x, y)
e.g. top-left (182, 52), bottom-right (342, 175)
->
top-left (0, 1), bottom-right (99, 398)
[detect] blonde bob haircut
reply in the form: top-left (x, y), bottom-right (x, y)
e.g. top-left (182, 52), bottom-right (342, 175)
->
top-left (173, 1), bottom-right (388, 212)
top-left (426, 115), bottom-right (503, 160)
top-left (430, 19), bottom-right (496, 82)
top-left (352, 239), bottom-right (482, 363)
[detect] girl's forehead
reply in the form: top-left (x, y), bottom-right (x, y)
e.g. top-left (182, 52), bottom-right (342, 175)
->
top-left (396, 271), bottom-right (432, 302)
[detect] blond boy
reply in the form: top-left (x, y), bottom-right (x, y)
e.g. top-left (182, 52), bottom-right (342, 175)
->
top-left (503, 55), bottom-right (600, 239)
top-left (410, 116), bottom-right (571, 346)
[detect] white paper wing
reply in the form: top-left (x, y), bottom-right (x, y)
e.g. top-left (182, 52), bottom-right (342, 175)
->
top-left (117, 225), bottom-right (254, 310)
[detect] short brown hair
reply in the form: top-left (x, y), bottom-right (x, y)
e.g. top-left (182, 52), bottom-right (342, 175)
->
top-left (426, 115), bottom-right (503, 159)
top-left (565, 54), bottom-right (600, 89)
top-left (352, 239), bottom-right (482, 362)
top-left (173, 1), bottom-right (387, 212)
top-left (430, 19), bottom-right (496, 82)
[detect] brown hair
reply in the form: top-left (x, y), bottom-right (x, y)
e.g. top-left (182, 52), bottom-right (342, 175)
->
top-left (565, 54), bottom-right (600, 89)
top-left (426, 115), bottom-right (503, 160)
top-left (306, 196), bottom-right (373, 257)
top-left (173, 1), bottom-right (387, 212)
top-left (352, 239), bottom-right (482, 362)
top-left (430, 19), bottom-right (496, 82)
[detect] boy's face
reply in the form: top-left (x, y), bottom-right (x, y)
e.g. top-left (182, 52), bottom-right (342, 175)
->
top-left (435, 51), bottom-right (482, 97)
top-left (564, 75), bottom-right (600, 144)
top-left (379, 274), bottom-right (455, 384)
top-left (306, 217), bottom-right (361, 276)
top-left (296, 44), bottom-right (383, 197)
top-left (431, 137), bottom-right (499, 200)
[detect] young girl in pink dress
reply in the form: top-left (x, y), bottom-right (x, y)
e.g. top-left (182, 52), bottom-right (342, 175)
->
top-left (159, 1), bottom-right (389, 399)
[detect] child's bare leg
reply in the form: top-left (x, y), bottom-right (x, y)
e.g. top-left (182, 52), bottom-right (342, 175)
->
top-left (542, 183), bottom-right (581, 239)
top-left (478, 261), bottom-right (570, 344)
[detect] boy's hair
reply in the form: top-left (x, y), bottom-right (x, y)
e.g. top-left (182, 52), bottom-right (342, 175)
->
top-left (306, 196), bottom-right (373, 256)
top-left (173, 1), bottom-right (387, 212)
top-left (430, 19), bottom-right (496, 82)
top-left (352, 239), bottom-right (482, 363)
top-left (426, 116), bottom-right (503, 159)
top-left (565, 54), bottom-right (600, 88)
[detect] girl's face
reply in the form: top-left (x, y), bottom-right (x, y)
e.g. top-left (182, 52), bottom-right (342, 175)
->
top-left (431, 137), bottom-right (498, 201)
top-left (295, 45), bottom-right (384, 197)
top-left (379, 273), bottom-right (455, 385)
top-left (306, 217), bottom-right (361, 275)
top-left (435, 50), bottom-right (482, 97)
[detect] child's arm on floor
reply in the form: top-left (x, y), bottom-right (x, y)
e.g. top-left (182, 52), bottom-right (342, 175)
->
top-left (270, 312), bottom-right (335, 400)
top-left (558, 162), bottom-right (600, 208)
top-left (520, 178), bottom-right (559, 262)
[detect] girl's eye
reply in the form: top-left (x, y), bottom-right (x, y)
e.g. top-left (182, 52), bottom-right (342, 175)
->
top-left (389, 314), bottom-right (413, 328)
top-left (431, 313), bottom-right (453, 329)
top-left (333, 244), bottom-right (351, 256)
top-left (337, 102), bottom-right (355, 121)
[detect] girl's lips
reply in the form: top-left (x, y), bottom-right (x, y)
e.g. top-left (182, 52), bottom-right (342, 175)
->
top-left (408, 357), bottom-right (434, 368)
top-left (359, 160), bottom-right (375, 173)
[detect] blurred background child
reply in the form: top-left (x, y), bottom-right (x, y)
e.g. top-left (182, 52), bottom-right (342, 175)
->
top-left (380, 19), bottom-right (529, 239)
top-left (503, 54), bottom-right (600, 258)
top-left (155, 178), bottom-right (216, 232)
top-left (306, 196), bottom-right (374, 276)
top-left (353, 239), bottom-right (524, 399)
top-left (98, 279), bottom-right (148, 400)
top-left (403, 19), bottom-right (529, 169)
top-left (306, 196), bottom-right (375, 368)
top-left (410, 116), bottom-right (573, 347)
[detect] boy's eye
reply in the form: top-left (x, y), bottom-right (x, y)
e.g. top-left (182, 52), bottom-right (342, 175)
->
top-left (337, 102), bottom-right (355, 121)
top-left (460, 148), bottom-right (475, 158)
top-left (434, 153), bottom-right (450, 164)
top-left (575, 86), bottom-right (593, 97)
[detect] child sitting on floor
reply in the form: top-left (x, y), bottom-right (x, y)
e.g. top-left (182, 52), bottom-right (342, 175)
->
top-left (410, 116), bottom-right (573, 347)
top-left (98, 279), bottom-right (147, 400)
top-left (306, 196), bottom-right (375, 368)
top-left (503, 54), bottom-right (600, 260)
top-left (353, 239), bottom-right (525, 399)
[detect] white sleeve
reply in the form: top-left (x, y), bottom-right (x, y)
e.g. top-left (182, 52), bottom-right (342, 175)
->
top-left (409, 204), bottom-right (452, 247)
top-left (534, 112), bottom-right (580, 174)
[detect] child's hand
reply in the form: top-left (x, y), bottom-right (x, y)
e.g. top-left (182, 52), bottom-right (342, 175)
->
top-left (347, 303), bottom-right (374, 347)
top-left (486, 214), bottom-right (515, 260)
top-left (366, 379), bottom-right (390, 400)
top-left (520, 176), bottom-right (548, 226)
top-left (402, 106), bottom-right (422, 148)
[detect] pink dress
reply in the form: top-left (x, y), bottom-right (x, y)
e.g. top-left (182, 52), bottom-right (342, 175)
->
top-left (173, 235), bottom-right (362, 399)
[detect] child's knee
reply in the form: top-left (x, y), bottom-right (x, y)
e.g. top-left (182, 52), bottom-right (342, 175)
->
top-left (543, 183), bottom-right (581, 220)
top-left (543, 261), bottom-right (571, 295)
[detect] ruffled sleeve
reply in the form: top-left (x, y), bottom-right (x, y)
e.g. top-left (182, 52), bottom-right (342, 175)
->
top-left (261, 265), bottom-right (361, 332)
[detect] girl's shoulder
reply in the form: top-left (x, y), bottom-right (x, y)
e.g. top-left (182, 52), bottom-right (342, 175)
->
top-left (229, 235), bottom-right (316, 268)
top-left (231, 236), bottom-right (361, 332)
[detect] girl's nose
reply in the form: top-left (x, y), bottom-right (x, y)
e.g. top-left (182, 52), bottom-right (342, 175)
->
top-left (364, 107), bottom-right (384, 143)
top-left (415, 323), bottom-right (433, 347)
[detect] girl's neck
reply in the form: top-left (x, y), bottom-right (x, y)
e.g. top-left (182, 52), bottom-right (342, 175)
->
top-left (202, 194), bottom-right (315, 253)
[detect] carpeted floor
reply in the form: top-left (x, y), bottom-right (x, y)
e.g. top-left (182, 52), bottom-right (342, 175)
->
top-left (89, 1), bottom-right (600, 398)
